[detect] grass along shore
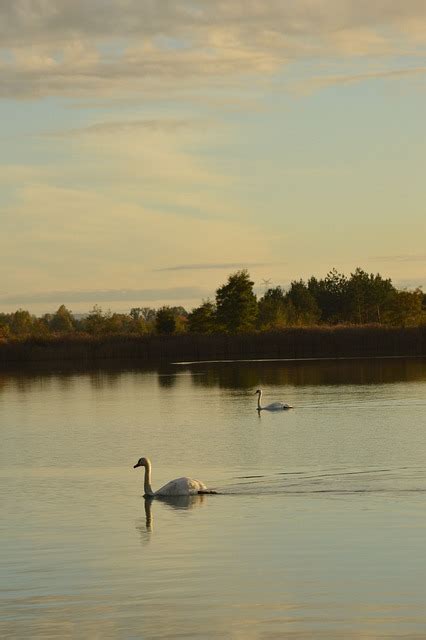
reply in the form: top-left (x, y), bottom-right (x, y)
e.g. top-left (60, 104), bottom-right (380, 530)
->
top-left (0, 326), bottom-right (425, 365)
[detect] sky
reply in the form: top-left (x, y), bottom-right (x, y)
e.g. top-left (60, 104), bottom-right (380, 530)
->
top-left (1, 0), bottom-right (425, 315)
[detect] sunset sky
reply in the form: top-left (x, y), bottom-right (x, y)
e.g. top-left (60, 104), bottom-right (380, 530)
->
top-left (1, 1), bottom-right (425, 314)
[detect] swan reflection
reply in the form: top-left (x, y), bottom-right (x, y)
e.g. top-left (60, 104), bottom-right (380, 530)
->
top-left (138, 494), bottom-right (207, 539)
top-left (155, 493), bottom-right (207, 510)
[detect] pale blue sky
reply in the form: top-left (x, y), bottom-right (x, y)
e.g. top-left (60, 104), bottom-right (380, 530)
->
top-left (1, 1), bottom-right (425, 314)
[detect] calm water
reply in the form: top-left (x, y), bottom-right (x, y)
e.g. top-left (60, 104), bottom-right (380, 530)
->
top-left (1, 357), bottom-right (426, 639)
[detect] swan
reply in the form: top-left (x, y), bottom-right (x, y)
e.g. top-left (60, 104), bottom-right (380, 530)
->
top-left (255, 388), bottom-right (293, 411)
top-left (133, 457), bottom-right (217, 497)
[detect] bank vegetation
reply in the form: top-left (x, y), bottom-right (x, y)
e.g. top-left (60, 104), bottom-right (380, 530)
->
top-left (1, 268), bottom-right (425, 363)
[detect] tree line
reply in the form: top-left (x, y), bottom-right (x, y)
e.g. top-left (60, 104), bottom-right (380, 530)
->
top-left (0, 268), bottom-right (425, 340)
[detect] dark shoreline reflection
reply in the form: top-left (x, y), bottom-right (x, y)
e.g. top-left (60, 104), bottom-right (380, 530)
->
top-left (0, 357), bottom-right (425, 395)
top-left (0, 360), bottom-right (160, 394)
top-left (185, 357), bottom-right (426, 389)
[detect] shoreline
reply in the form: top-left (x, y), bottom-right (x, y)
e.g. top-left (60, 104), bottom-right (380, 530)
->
top-left (0, 326), bottom-right (425, 367)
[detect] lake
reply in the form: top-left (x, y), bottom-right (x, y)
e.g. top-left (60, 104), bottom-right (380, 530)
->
top-left (1, 357), bottom-right (426, 639)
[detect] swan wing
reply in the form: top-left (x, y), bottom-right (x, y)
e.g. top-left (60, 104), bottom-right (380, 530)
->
top-left (264, 402), bottom-right (293, 411)
top-left (155, 477), bottom-right (207, 496)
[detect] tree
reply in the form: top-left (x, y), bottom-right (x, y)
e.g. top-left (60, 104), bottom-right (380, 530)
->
top-left (10, 309), bottom-right (35, 336)
top-left (384, 289), bottom-right (423, 327)
top-left (129, 307), bottom-right (142, 321)
top-left (215, 270), bottom-right (258, 333)
top-left (285, 280), bottom-right (320, 325)
top-left (104, 313), bottom-right (136, 334)
top-left (0, 321), bottom-right (10, 340)
top-left (346, 269), bottom-right (395, 324)
top-left (155, 306), bottom-right (176, 334)
top-left (130, 307), bottom-right (156, 323)
top-left (257, 287), bottom-right (287, 329)
top-left (169, 306), bottom-right (188, 333)
top-left (49, 305), bottom-right (75, 333)
top-left (308, 269), bottom-right (349, 323)
top-left (188, 300), bottom-right (216, 333)
top-left (0, 313), bottom-right (12, 338)
top-left (81, 305), bottom-right (107, 335)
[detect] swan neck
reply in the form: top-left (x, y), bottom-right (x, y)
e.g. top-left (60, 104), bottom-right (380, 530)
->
top-left (144, 461), bottom-right (154, 496)
top-left (257, 391), bottom-right (262, 409)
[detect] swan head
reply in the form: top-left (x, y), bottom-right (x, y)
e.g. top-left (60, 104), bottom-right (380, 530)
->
top-left (133, 456), bottom-right (150, 469)
top-left (255, 389), bottom-right (262, 395)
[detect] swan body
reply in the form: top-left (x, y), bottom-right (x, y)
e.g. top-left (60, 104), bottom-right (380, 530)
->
top-left (133, 457), bottom-right (216, 497)
top-left (255, 388), bottom-right (293, 411)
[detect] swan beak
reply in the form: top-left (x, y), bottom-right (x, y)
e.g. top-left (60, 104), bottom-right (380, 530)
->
top-left (133, 462), bottom-right (141, 468)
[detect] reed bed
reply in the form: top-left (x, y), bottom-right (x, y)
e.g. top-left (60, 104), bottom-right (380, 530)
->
top-left (0, 326), bottom-right (425, 366)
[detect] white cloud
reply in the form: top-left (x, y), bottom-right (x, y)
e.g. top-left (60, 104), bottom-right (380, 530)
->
top-left (293, 65), bottom-right (426, 93)
top-left (0, 286), bottom-right (208, 306)
top-left (372, 254), bottom-right (426, 263)
top-left (156, 262), bottom-right (275, 271)
top-left (1, 1), bottom-right (426, 98)
top-left (48, 118), bottom-right (200, 137)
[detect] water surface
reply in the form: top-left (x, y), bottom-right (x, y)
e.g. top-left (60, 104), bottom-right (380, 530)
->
top-left (1, 358), bottom-right (426, 638)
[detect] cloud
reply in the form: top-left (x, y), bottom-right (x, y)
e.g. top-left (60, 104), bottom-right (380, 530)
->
top-left (372, 254), bottom-right (426, 263)
top-left (295, 65), bottom-right (426, 93)
top-left (394, 278), bottom-right (424, 290)
top-left (156, 262), bottom-right (274, 271)
top-left (0, 287), bottom-right (208, 305)
top-left (1, 1), bottom-right (426, 98)
top-left (48, 118), bottom-right (200, 137)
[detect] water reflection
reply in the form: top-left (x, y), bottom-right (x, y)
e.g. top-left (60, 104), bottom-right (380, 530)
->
top-left (156, 494), bottom-right (207, 510)
top-left (186, 357), bottom-right (426, 389)
top-left (1, 357), bottom-right (425, 397)
top-left (2, 358), bottom-right (426, 638)
top-left (0, 360), bottom-right (159, 394)
top-left (137, 494), bottom-right (207, 541)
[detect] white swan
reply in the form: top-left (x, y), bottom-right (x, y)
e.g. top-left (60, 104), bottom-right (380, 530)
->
top-left (255, 388), bottom-right (293, 411)
top-left (133, 457), bottom-right (216, 497)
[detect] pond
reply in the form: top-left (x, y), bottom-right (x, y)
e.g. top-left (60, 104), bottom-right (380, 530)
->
top-left (1, 357), bottom-right (426, 638)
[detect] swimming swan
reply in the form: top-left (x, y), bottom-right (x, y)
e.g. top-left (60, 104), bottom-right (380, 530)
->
top-left (255, 388), bottom-right (293, 411)
top-left (133, 457), bottom-right (217, 497)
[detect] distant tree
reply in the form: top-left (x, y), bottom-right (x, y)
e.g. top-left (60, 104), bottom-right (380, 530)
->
top-left (32, 317), bottom-right (51, 337)
top-left (155, 306), bottom-right (176, 334)
top-left (0, 313), bottom-right (12, 337)
top-left (106, 313), bottom-right (136, 334)
top-left (308, 269), bottom-right (349, 323)
top-left (215, 270), bottom-right (258, 333)
top-left (169, 306), bottom-right (188, 333)
top-left (10, 309), bottom-right (35, 336)
top-left (170, 306), bottom-right (188, 318)
top-left (129, 307), bottom-right (143, 321)
top-left (130, 307), bottom-right (157, 333)
top-left (0, 319), bottom-right (10, 340)
top-left (188, 300), bottom-right (216, 333)
top-left (257, 287), bottom-right (287, 330)
top-left (384, 289), bottom-right (424, 327)
top-left (285, 280), bottom-right (320, 325)
top-left (130, 307), bottom-right (156, 323)
top-left (49, 305), bottom-right (75, 333)
top-left (141, 307), bottom-right (157, 323)
top-left (346, 269), bottom-right (395, 324)
top-left (127, 310), bottom-right (148, 334)
top-left (81, 305), bottom-right (107, 335)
